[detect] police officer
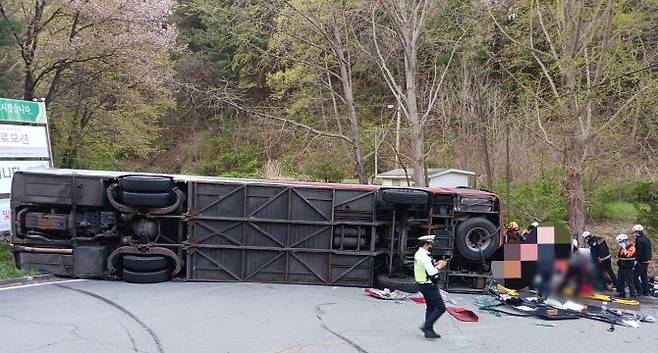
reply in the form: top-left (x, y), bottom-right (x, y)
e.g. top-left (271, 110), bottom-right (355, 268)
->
top-left (414, 235), bottom-right (447, 339)
top-left (632, 225), bottom-right (652, 296)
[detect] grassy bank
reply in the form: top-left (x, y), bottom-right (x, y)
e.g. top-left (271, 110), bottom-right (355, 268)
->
top-left (0, 242), bottom-right (34, 280)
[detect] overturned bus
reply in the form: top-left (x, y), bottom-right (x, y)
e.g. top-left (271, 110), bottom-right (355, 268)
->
top-left (9, 169), bottom-right (503, 290)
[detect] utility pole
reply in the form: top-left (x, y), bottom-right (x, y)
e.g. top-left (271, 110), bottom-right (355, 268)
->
top-left (505, 123), bottom-right (511, 214)
top-left (374, 136), bottom-right (379, 177)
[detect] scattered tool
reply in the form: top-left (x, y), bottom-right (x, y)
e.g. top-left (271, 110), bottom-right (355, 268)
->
top-left (496, 284), bottom-right (519, 296)
top-left (614, 298), bottom-right (640, 306)
top-left (582, 292), bottom-right (611, 302)
top-left (582, 292), bottom-right (639, 306)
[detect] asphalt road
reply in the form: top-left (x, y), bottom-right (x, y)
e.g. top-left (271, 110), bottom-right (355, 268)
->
top-left (1, 280), bottom-right (657, 353)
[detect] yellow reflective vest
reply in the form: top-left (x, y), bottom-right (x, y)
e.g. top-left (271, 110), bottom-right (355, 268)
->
top-left (414, 247), bottom-right (438, 284)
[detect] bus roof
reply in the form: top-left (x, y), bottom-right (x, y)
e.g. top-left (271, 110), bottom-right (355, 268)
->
top-left (16, 168), bottom-right (497, 197)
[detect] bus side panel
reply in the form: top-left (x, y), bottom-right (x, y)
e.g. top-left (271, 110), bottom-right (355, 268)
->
top-left (185, 181), bottom-right (379, 286)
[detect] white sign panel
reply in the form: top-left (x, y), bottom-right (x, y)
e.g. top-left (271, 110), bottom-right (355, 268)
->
top-left (0, 124), bottom-right (50, 158)
top-left (0, 198), bottom-right (10, 232)
top-left (0, 160), bottom-right (50, 194)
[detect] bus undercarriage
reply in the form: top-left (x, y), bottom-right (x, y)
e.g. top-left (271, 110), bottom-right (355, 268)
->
top-left (10, 170), bottom-right (503, 291)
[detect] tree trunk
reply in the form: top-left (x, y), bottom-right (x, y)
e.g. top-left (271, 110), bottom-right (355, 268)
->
top-left (404, 45), bottom-right (426, 187)
top-left (332, 13), bottom-right (368, 184)
top-left (23, 70), bottom-right (36, 101)
top-left (482, 131), bottom-right (494, 189)
top-left (19, 0), bottom-right (46, 101)
top-left (337, 60), bottom-right (367, 184)
top-left (565, 135), bottom-right (587, 238)
top-left (566, 168), bottom-right (586, 239)
top-left (60, 131), bottom-right (78, 168)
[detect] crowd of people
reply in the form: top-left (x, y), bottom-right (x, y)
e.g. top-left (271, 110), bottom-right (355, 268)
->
top-left (587, 225), bottom-right (653, 299)
top-left (504, 222), bottom-right (654, 300)
top-left (414, 223), bottom-right (653, 340)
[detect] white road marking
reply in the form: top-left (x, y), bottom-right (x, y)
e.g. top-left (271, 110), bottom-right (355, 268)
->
top-left (0, 279), bottom-right (85, 292)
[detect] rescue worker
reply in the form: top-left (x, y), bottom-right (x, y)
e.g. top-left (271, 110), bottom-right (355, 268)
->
top-left (583, 231), bottom-right (617, 291)
top-left (414, 235), bottom-right (447, 339)
top-left (505, 222), bottom-right (521, 244)
top-left (521, 221), bottom-right (539, 242)
top-left (632, 224), bottom-right (652, 296)
top-left (615, 234), bottom-right (637, 299)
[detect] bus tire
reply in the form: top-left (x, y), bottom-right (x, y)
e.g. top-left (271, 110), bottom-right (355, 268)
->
top-left (122, 268), bottom-right (171, 283)
top-left (376, 273), bottom-right (419, 293)
top-left (123, 255), bottom-right (169, 272)
top-left (121, 191), bottom-right (174, 208)
top-left (381, 189), bottom-right (428, 206)
top-left (119, 175), bottom-right (174, 193)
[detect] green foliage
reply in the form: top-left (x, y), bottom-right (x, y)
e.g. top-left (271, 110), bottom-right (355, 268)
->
top-left (499, 175), bottom-right (649, 226)
top-left (587, 179), bottom-right (645, 220)
top-left (48, 69), bottom-right (174, 170)
top-left (0, 243), bottom-right (36, 280)
top-left (587, 180), bottom-right (657, 224)
top-left (0, 13), bottom-right (21, 96)
top-left (601, 202), bottom-right (642, 221)
top-left (280, 155), bottom-right (301, 178)
top-left (495, 170), bottom-right (567, 226)
top-left (633, 181), bottom-right (658, 234)
top-left (0, 0), bottom-right (656, 229)
top-left (302, 160), bottom-right (346, 183)
top-left (194, 132), bottom-right (262, 177)
top-left (175, 0), bottom-right (272, 89)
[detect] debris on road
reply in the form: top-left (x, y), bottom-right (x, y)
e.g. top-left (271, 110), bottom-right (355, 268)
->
top-left (446, 307), bottom-right (479, 322)
top-left (364, 286), bottom-right (479, 322)
top-left (365, 287), bottom-right (451, 304)
top-left (363, 288), bottom-right (412, 300)
top-left (535, 322), bottom-right (555, 327)
top-left (470, 280), bottom-right (655, 329)
top-left (365, 279), bottom-right (655, 331)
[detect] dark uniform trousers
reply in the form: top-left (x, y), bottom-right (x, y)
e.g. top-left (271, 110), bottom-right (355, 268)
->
top-left (618, 267), bottom-right (637, 298)
top-left (418, 283), bottom-right (446, 329)
top-left (598, 258), bottom-right (617, 288)
top-left (633, 262), bottom-right (650, 296)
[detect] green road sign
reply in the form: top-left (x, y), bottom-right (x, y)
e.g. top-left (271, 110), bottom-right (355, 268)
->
top-left (0, 97), bottom-right (47, 124)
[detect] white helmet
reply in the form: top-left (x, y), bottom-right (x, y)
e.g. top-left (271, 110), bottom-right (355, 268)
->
top-left (616, 234), bottom-right (629, 243)
top-left (582, 231), bottom-right (591, 239)
top-left (531, 222), bottom-right (539, 228)
top-left (632, 224), bottom-right (644, 232)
